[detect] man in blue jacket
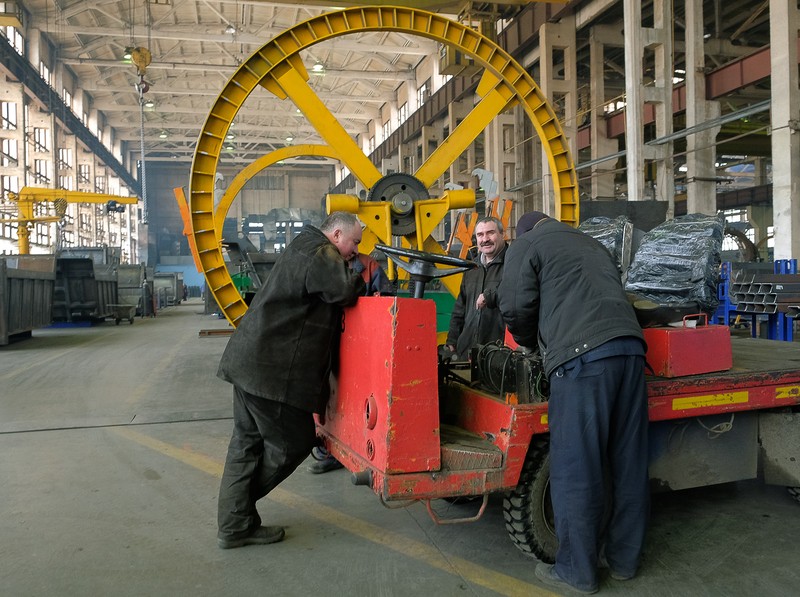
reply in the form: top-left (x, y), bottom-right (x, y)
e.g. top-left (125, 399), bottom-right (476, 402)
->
top-left (216, 211), bottom-right (365, 549)
top-left (499, 211), bottom-right (649, 594)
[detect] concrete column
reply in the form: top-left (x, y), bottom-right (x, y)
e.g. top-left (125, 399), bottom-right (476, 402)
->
top-left (539, 16), bottom-right (577, 216)
top-left (770, 0), bottom-right (800, 260)
top-left (747, 204), bottom-right (773, 252)
top-left (623, 0), bottom-right (645, 202)
top-left (685, 0), bottom-right (721, 215)
top-left (641, 0), bottom-right (674, 211)
top-left (589, 25), bottom-right (622, 200)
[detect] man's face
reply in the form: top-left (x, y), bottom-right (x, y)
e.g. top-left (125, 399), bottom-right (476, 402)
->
top-left (475, 221), bottom-right (504, 260)
top-left (331, 223), bottom-right (362, 260)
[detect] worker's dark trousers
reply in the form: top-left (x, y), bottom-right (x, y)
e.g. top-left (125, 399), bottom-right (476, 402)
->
top-left (548, 352), bottom-right (649, 592)
top-left (217, 386), bottom-right (317, 540)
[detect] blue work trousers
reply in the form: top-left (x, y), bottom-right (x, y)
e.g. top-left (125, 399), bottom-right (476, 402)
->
top-left (548, 350), bottom-right (649, 592)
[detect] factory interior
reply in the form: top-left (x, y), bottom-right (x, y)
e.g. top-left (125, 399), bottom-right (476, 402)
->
top-left (2, 0), bottom-right (800, 595)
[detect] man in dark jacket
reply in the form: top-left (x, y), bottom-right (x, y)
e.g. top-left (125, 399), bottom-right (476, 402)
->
top-left (498, 211), bottom-right (648, 594)
top-left (216, 211), bottom-right (366, 549)
top-left (446, 216), bottom-right (507, 360)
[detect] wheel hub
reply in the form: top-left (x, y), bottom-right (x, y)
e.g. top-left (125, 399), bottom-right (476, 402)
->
top-left (367, 173), bottom-right (429, 236)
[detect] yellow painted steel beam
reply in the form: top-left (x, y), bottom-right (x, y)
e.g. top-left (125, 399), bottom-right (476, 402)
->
top-left (173, 187), bottom-right (204, 274)
top-left (415, 71), bottom-right (517, 188)
top-left (264, 62), bottom-right (382, 190)
top-left (8, 188), bottom-right (139, 255)
top-left (190, 6), bottom-right (577, 328)
top-left (9, 188), bottom-right (139, 205)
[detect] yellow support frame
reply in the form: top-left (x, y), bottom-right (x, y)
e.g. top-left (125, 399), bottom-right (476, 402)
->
top-left (189, 6), bottom-right (579, 327)
top-left (8, 188), bottom-right (139, 255)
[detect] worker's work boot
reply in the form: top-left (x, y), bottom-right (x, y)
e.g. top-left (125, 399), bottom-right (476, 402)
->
top-left (307, 446), bottom-right (344, 474)
top-left (534, 563), bottom-right (598, 595)
top-left (217, 525), bottom-right (285, 549)
top-left (598, 554), bottom-right (636, 581)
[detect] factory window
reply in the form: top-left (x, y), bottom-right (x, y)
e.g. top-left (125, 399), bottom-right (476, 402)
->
top-left (3, 26), bottom-right (24, 56)
top-left (33, 159), bottom-right (50, 184)
top-left (33, 127), bottom-right (50, 152)
top-left (368, 136), bottom-right (375, 153)
top-left (32, 222), bottom-right (50, 246)
top-left (1, 138), bottom-right (18, 166)
top-left (62, 229), bottom-right (75, 247)
top-left (503, 163), bottom-right (516, 189)
top-left (62, 89), bottom-right (72, 110)
top-left (503, 125), bottom-right (514, 152)
top-left (58, 148), bottom-right (73, 169)
top-left (58, 175), bottom-right (73, 190)
top-left (39, 62), bottom-right (51, 87)
top-left (397, 102), bottom-right (408, 126)
top-left (95, 176), bottom-right (106, 193)
top-left (382, 120), bottom-right (391, 140)
top-left (78, 163), bottom-right (91, 185)
top-left (81, 112), bottom-right (88, 126)
top-left (1, 101), bottom-right (17, 130)
top-left (417, 78), bottom-right (430, 108)
top-left (249, 174), bottom-right (284, 190)
top-left (1, 174), bottom-right (19, 201)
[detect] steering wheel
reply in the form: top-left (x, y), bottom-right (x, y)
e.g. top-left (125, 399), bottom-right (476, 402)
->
top-left (374, 244), bottom-right (476, 298)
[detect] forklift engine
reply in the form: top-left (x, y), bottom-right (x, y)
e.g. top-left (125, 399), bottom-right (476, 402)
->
top-left (468, 343), bottom-right (549, 403)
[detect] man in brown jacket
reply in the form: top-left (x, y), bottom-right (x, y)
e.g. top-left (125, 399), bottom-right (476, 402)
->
top-left (216, 211), bottom-right (366, 549)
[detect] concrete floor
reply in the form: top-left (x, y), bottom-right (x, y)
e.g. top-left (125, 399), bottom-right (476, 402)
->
top-left (2, 300), bottom-right (799, 596)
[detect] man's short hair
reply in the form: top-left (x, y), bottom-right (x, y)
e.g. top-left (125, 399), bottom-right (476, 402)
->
top-left (320, 211), bottom-right (360, 233)
top-left (476, 216), bottom-right (504, 235)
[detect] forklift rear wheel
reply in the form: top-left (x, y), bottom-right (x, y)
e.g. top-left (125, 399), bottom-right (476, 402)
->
top-left (503, 438), bottom-right (557, 563)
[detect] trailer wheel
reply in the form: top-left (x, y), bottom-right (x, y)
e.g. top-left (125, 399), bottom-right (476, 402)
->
top-left (503, 438), bottom-right (557, 563)
top-left (788, 487), bottom-right (800, 503)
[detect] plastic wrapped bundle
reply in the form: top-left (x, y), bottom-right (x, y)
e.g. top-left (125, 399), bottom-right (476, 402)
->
top-left (578, 215), bottom-right (632, 273)
top-left (625, 213), bottom-right (724, 313)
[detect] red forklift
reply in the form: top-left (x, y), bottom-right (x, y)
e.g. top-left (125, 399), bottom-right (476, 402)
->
top-left (317, 244), bottom-right (800, 563)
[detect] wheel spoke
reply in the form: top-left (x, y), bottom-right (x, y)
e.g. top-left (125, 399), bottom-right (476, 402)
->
top-left (415, 71), bottom-right (518, 188)
top-left (266, 61), bottom-right (382, 189)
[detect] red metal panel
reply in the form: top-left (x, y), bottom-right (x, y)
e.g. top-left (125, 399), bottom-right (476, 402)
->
top-left (322, 297), bottom-right (441, 473)
top-left (643, 324), bottom-right (732, 377)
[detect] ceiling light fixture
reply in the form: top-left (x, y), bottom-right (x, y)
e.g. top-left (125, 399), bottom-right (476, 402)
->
top-left (285, 136), bottom-right (294, 143)
top-left (123, 47), bottom-right (134, 60)
top-left (312, 62), bottom-right (325, 74)
top-left (226, 132), bottom-right (235, 139)
top-left (159, 131), bottom-right (168, 139)
top-left (144, 99), bottom-right (155, 108)
top-left (225, 24), bottom-right (236, 35)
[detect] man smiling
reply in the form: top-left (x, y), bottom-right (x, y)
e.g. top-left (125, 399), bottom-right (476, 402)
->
top-left (446, 216), bottom-right (508, 361)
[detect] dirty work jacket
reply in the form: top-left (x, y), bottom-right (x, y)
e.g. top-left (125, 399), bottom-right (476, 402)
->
top-left (498, 218), bottom-right (644, 377)
top-left (447, 243), bottom-right (508, 360)
top-left (217, 226), bottom-right (366, 413)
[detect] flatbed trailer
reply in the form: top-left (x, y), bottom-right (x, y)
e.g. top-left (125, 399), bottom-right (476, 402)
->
top-left (319, 297), bottom-right (800, 562)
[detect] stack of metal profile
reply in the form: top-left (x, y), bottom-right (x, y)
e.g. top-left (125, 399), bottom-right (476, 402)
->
top-left (731, 273), bottom-right (800, 315)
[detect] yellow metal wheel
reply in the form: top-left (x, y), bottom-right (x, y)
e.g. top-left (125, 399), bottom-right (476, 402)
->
top-left (190, 6), bottom-right (578, 327)
top-left (213, 144), bottom-right (341, 238)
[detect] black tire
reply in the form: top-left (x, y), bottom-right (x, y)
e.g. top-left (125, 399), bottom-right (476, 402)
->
top-left (503, 438), bottom-right (557, 563)
top-left (788, 487), bottom-right (800, 503)
top-left (115, 318), bottom-right (121, 325)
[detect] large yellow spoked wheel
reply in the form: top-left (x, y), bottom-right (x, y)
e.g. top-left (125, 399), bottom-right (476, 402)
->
top-left (190, 6), bottom-right (578, 328)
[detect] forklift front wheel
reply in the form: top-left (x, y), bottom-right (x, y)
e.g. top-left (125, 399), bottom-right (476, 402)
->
top-left (503, 438), bottom-right (557, 563)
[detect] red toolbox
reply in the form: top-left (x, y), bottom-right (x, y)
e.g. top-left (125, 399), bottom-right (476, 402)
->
top-left (643, 314), bottom-right (732, 378)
